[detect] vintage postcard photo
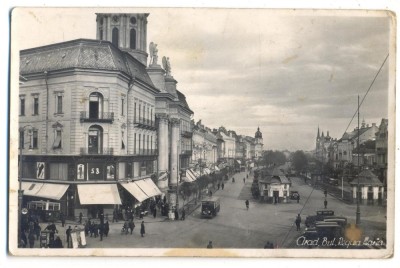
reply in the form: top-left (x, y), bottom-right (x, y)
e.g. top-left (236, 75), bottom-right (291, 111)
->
top-left (8, 7), bottom-right (395, 258)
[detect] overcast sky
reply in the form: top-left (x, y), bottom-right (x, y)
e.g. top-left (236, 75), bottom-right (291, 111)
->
top-left (14, 8), bottom-right (392, 151)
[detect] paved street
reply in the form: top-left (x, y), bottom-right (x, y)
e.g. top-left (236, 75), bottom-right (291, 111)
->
top-left (29, 171), bottom-right (386, 249)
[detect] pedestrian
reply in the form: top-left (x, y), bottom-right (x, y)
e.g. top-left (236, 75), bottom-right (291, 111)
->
top-left (264, 241), bottom-right (271, 249)
top-left (209, 190), bottom-right (213, 197)
top-left (113, 208), bottom-right (118, 223)
top-left (66, 226), bottom-right (72, 248)
top-left (245, 200), bottom-right (249, 210)
top-left (79, 212), bottom-right (83, 224)
top-left (295, 214), bottom-right (301, 231)
top-left (128, 219), bottom-right (135, 235)
top-left (174, 209), bottom-right (179, 220)
top-left (232, 177), bottom-right (235, 183)
top-left (28, 232), bottom-right (35, 248)
top-left (243, 177), bottom-right (246, 183)
top-left (53, 236), bottom-right (63, 248)
top-left (153, 207), bottom-right (157, 218)
top-left (104, 221), bottom-right (109, 237)
top-left (99, 222), bottom-right (104, 241)
top-left (221, 182), bottom-right (224, 190)
top-left (140, 221), bottom-right (145, 237)
top-left (324, 190), bottom-right (328, 198)
top-left (44, 222), bottom-right (58, 246)
top-left (20, 231), bottom-right (27, 248)
top-left (207, 241), bottom-right (213, 248)
top-left (59, 211), bottom-right (65, 227)
top-left (247, 174), bottom-right (249, 179)
top-left (297, 195), bottom-right (300, 204)
top-left (324, 199), bottom-right (328, 209)
top-left (34, 220), bottom-right (41, 240)
top-left (123, 220), bottom-right (129, 235)
top-left (181, 209), bottom-right (186, 221)
top-left (217, 183), bottom-right (220, 190)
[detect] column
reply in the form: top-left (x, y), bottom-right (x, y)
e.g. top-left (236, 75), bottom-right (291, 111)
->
top-left (156, 113), bottom-right (169, 190)
top-left (168, 118), bottom-right (180, 218)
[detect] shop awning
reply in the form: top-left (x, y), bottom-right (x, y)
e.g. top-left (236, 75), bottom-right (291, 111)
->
top-left (21, 182), bottom-right (69, 200)
top-left (119, 182), bottom-right (149, 203)
top-left (191, 169), bottom-right (201, 177)
top-left (185, 169), bottom-right (197, 182)
top-left (236, 160), bottom-right (241, 164)
top-left (203, 168), bottom-right (211, 175)
top-left (135, 178), bottom-right (162, 198)
top-left (77, 184), bottom-right (121, 205)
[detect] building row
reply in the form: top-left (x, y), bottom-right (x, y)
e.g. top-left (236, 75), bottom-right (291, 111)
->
top-left (315, 118), bottom-right (388, 202)
top-left (18, 12), bottom-right (263, 220)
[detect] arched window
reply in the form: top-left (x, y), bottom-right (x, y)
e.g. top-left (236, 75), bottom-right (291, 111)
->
top-left (88, 125), bottom-right (103, 154)
top-left (130, 28), bottom-right (136, 49)
top-left (89, 92), bottom-right (104, 119)
top-left (112, 27), bottom-right (119, 47)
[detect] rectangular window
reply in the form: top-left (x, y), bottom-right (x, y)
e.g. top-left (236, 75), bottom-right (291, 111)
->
top-left (150, 109), bottom-right (153, 125)
top-left (19, 130), bottom-right (24, 149)
top-left (150, 136), bottom-right (153, 151)
top-left (134, 133), bottom-right (136, 154)
top-left (126, 162), bottom-right (132, 178)
top-left (121, 98), bottom-right (125, 116)
top-left (134, 102), bottom-right (137, 122)
top-left (33, 96), bottom-right (39, 115)
top-left (139, 103), bottom-right (141, 122)
top-left (32, 130), bottom-right (38, 149)
top-left (49, 163), bottom-right (68, 180)
top-left (138, 134), bottom-right (141, 154)
top-left (20, 97), bottom-right (25, 116)
top-left (121, 132), bottom-right (125, 149)
top-left (53, 130), bottom-right (62, 149)
top-left (57, 95), bottom-right (63, 114)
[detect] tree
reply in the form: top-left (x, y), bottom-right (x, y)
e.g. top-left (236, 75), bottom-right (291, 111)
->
top-left (262, 150), bottom-right (287, 167)
top-left (292, 150), bottom-right (308, 174)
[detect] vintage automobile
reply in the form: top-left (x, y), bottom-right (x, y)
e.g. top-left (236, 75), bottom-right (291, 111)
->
top-left (305, 210), bottom-right (335, 227)
top-left (290, 191), bottom-right (300, 200)
top-left (201, 197), bottom-right (220, 218)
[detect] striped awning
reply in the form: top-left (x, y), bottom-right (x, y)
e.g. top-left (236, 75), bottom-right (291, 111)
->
top-left (21, 182), bottom-right (69, 200)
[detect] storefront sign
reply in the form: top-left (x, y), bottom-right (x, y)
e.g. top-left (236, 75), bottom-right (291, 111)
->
top-left (88, 163), bottom-right (103, 180)
top-left (77, 164), bottom-right (85, 180)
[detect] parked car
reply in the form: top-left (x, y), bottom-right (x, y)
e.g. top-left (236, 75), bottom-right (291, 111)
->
top-left (305, 210), bottom-right (335, 227)
top-left (290, 191), bottom-right (300, 200)
top-left (328, 178), bottom-right (339, 186)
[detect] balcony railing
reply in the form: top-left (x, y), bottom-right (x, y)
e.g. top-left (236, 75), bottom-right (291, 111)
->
top-left (80, 147), bottom-right (114, 155)
top-left (134, 117), bottom-right (156, 130)
top-left (80, 111), bottom-right (114, 123)
top-left (133, 149), bottom-right (158, 156)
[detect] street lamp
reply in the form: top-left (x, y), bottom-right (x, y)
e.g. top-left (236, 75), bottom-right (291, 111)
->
top-left (18, 125), bottom-right (33, 247)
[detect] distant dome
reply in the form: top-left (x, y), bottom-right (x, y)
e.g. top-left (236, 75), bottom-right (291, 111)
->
top-left (255, 127), bottom-right (262, 139)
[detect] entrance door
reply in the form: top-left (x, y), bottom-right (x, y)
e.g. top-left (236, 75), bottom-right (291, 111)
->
top-left (273, 191), bottom-right (279, 204)
top-left (88, 126), bottom-right (103, 154)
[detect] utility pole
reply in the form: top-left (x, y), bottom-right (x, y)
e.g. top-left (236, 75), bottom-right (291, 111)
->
top-left (356, 95), bottom-right (361, 225)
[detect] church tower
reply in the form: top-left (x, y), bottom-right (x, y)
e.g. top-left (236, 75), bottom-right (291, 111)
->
top-left (96, 13), bottom-right (149, 65)
top-left (255, 126), bottom-right (263, 145)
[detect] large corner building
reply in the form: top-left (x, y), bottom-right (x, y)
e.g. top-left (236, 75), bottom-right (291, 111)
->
top-left (18, 13), bottom-right (193, 219)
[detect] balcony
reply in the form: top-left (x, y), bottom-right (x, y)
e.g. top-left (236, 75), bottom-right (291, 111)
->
top-left (80, 111), bottom-right (114, 123)
top-left (181, 130), bottom-right (193, 138)
top-left (133, 149), bottom-right (158, 156)
top-left (134, 117), bottom-right (156, 130)
top-left (181, 150), bottom-right (193, 155)
top-left (80, 147), bottom-right (114, 155)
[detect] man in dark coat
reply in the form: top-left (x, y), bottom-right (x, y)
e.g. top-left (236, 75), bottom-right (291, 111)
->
top-left (324, 199), bottom-right (328, 209)
top-left (140, 221), bottom-right (145, 237)
top-left (128, 219), bottom-right (135, 235)
top-left (79, 212), bottom-right (83, 224)
top-left (180, 209), bottom-right (186, 221)
top-left (153, 207), bottom-right (157, 218)
top-left (295, 214), bottom-right (302, 231)
top-left (297, 195), bottom-right (300, 203)
top-left (104, 221), bottom-right (110, 237)
top-left (45, 222), bottom-right (58, 246)
top-left (66, 226), bottom-right (72, 248)
top-left (207, 241), bottom-right (213, 248)
top-left (221, 182), bottom-right (224, 190)
top-left (28, 232), bottom-right (35, 248)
